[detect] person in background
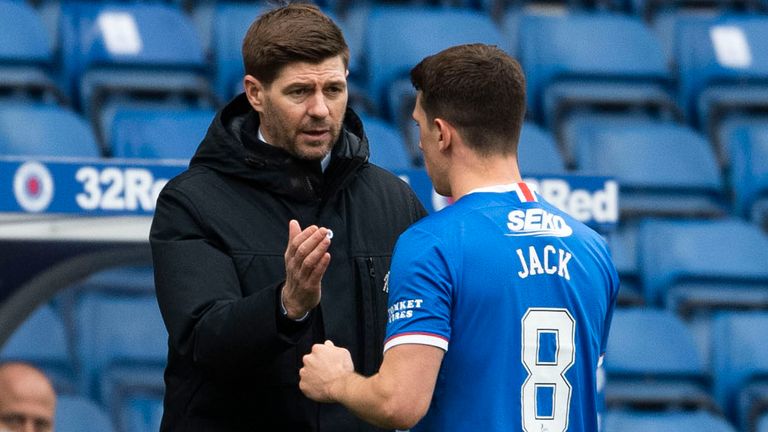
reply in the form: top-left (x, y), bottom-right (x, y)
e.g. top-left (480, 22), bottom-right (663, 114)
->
top-left (0, 361), bottom-right (56, 432)
top-left (150, 3), bottom-right (426, 431)
top-left (300, 43), bottom-right (620, 431)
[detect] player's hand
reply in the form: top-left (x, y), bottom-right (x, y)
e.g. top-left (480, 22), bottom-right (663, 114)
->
top-left (300, 340), bottom-right (354, 402)
top-left (282, 220), bottom-right (331, 319)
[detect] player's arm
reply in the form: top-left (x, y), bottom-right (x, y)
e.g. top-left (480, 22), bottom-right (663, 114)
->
top-left (300, 340), bottom-right (444, 430)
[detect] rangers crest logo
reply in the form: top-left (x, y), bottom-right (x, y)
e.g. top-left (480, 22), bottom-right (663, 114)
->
top-left (14, 161), bottom-right (54, 212)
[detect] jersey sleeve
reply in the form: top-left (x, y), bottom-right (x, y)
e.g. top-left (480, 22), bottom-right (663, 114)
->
top-left (384, 226), bottom-right (452, 353)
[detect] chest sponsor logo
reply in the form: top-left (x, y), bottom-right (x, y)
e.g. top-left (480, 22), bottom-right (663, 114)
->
top-left (506, 208), bottom-right (573, 238)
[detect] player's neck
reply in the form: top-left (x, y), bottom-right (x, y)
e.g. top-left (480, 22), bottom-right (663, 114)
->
top-left (449, 153), bottom-right (523, 200)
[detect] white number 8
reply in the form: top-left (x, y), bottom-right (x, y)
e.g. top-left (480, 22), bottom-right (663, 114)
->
top-left (521, 308), bottom-right (575, 432)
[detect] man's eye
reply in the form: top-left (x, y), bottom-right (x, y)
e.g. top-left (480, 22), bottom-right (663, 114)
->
top-left (291, 88), bottom-right (308, 96)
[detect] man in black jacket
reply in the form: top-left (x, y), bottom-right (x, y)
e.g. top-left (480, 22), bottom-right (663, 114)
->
top-left (149, 4), bottom-right (426, 431)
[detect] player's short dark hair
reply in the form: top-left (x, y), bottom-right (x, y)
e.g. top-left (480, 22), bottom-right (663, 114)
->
top-left (242, 3), bottom-right (350, 85)
top-left (410, 43), bottom-right (526, 157)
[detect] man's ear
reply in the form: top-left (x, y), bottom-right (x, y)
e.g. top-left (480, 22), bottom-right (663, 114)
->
top-left (434, 118), bottom-right (453, 152)
top-left (244, 75), bottom-right (266, 113)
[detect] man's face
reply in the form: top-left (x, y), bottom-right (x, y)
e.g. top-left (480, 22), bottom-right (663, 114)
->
top-left (413, 94), bottom-right (450, 197)
top-left (0, 373), bottom-right (55, 432)
top-left (246, 56), bottom-right (348, 161)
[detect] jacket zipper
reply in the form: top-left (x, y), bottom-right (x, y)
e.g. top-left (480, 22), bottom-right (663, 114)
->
top-left (366, 257), bottom-right (382, 368)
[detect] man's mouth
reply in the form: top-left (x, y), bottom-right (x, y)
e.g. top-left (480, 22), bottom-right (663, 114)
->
top-left (302, 129), bottom-right (330, 138)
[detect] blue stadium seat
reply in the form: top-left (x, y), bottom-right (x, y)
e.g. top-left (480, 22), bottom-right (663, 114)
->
top-left (604, 225), bottom-right (644, 306)
top-left (518, 122), bottom-right (566, 176)
top-left (738, 382), bottom-right (768, 432)
top-left (726, 121), bottom-right (768, 230)
top-left (639, 219), bottom-right (768, 308)
top-left (60, 3), bottom-right (213, 152)
top-left (652, 11), bottom-right (720, 68)
top-left (0, 103), bottom-right (100, 157)
top-left (212, 3), bottom-right (266, 101)
top-left (335, 5), bottom-right (379, 116)
top-left (572, 118), bottom-right (726, 219)
top-left (75, 292), bottom-right (167, 413)
top-left (0, 304), bottom-right (75, 394)
top-left (337, 5), bottom-right (368, 83)
top-left (603, 411), bottom-right (737, 432)
top-left (55, 394), bottom-right (117, 432)
top-left (604, 308), bottom-right (716, 411)
top-left (712, 312), bottom-right (768, 430)
top-left (486, 0), bottom-right (614, 19)
top-left (364, 6), bottom-right (506, 160)
top-left (75, 265), bottom-right (156, 295)
top-left (110, 107), bottom-right (214, 160)
top-left (676, 15), bottom-right (768, 165)
top-left (500, 10), bottom-right (521, 58)
top-left (633, 0), bottom-right (757, 23)
top-left (0, 0), bottom-right (64, 104)
top-left (124, 394), bottom-right (163, 432)
top-left (210, 4), bottom-right (375, 112)
top-left (104, 371), bottom-right (164, 432)
top-left (359, 114), bottom-right (412, 171)
top-left (638, 219), bottom-right (768, 372)
top-left (518, 13), bottom-right (675, 130)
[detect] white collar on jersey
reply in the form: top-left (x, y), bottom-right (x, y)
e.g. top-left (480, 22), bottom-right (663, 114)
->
top-left (467, 182), bottom-right (538, 203)
top-left (467, 183), bottom-right (521, 194)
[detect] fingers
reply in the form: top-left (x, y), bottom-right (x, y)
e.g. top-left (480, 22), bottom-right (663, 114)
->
top-left (296, 228), bottom-right (330, 259)
top-left (285, 223), bottom-right (332, 275)
top-left (304, 251), bottom-right (331, 285)
top-left (282, 221), bottom-right (333, 317)
top-left (286, 220), bottom-right (316, 258)
top-left (288, 219), bottom-right (301, 241)
top-left (299, 231), bottom-right (330, 265)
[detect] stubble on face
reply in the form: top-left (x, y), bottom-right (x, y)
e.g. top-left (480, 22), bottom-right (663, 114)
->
top-left (261, 94), bottom-right (343, 161)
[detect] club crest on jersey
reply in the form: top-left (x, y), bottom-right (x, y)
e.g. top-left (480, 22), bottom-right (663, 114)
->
top-left (506, 208), bottom-right (573, 238)
top-left (383, 271), bottom-right (390, 293)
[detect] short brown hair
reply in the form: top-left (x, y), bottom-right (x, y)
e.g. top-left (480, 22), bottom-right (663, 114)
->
top-left (410, 44), bottom-right (526, 156)
top-left (242, 3), bottom-right (350, 85)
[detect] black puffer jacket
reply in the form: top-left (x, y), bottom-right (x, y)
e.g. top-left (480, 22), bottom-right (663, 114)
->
top-left (150, 94), bottom-right (426, 431)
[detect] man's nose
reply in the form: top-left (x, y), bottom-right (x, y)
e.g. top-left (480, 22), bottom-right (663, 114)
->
top-left (307, 90), bottom-right (330, 118)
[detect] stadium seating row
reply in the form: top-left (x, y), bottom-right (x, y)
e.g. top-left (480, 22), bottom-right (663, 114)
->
top-left (610, 218), bottom-right (768, 309)
top-left (605, 308), bottom-right (768, 432)
top-left (4, 2), bottom-right (768, 158)
top-left (1, 282), bottom-right (164, 432)
top-left (4, 277), bottom-right (768, 432)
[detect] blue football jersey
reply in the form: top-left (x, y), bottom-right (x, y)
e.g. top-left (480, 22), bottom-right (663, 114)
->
top-left (384, 182), bottom-right (619, 432)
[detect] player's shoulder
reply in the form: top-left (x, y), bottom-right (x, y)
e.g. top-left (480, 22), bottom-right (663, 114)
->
top-left (533, 197), bottom-right (610, 253)
top-left (409, 196), bottom-right (475, 232)
top-left (394, 207), bottom-right (458, 255)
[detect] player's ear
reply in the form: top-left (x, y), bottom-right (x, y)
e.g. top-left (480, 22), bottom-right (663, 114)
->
top-left (434, 118), bottom-right (452, 152)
